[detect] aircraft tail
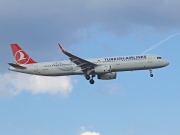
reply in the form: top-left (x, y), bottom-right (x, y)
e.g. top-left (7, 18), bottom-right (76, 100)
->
top-left (10, 43), bottom-right (37, 65)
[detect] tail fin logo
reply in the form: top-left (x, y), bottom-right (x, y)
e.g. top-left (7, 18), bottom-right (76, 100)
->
top-left (15, 50), bottom-right (30, 65)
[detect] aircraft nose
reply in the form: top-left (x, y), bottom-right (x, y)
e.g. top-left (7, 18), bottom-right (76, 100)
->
top-left (164, 60), bottom-right (169, 66)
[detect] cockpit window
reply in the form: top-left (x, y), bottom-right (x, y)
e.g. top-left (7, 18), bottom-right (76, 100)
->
top-left (157, 57), bottom-right (162, 59)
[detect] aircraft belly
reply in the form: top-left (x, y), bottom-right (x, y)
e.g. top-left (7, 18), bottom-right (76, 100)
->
top-left (115, 60), bottom-right (165, 72)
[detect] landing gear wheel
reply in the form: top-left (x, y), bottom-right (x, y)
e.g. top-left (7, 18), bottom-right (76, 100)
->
top-left (89, 79), bottom-right (95, 84)
top-left (85, 75), bottom-right (90, 80)
top-left (150, 74), bottom-right (153, 77)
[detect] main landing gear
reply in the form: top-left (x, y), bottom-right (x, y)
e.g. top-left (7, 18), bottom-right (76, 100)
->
top-left (85, 75), bottom-right (90, 80)
top-left (89, 79), bottom-right (95, 84)
top-left (150, 69), bottom-right (153, 77)
top-left (85, 75), bottom-right (95, 84)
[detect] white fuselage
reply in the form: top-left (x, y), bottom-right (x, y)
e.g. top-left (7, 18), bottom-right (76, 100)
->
top-left (9, 54), bottom-right (169, 76)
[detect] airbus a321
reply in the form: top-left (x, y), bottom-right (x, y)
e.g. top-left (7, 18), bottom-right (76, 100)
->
top-left (8, 43), bottom-right (169, 84)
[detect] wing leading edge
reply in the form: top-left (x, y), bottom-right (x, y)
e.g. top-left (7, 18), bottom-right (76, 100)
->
top-left (58, 44), bottom-right (97, 72)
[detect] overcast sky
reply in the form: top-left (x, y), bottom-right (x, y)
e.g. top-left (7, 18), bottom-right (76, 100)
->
top-left (0, 0), bottom-right (180, 135)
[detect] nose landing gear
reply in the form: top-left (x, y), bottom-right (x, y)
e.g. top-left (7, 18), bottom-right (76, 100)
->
top-left (150, 69), bottom-right (153, 77)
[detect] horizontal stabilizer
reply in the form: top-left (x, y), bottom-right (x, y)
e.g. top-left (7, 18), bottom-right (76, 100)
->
top-left (8, 63), bottom-right (27, 69)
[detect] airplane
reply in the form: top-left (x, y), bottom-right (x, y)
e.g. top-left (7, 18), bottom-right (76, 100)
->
top-left (8, 43), bottom-right (169, 84)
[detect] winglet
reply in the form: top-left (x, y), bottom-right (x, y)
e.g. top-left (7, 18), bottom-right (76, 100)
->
top-left (58, 43), bottom-right (65, 52)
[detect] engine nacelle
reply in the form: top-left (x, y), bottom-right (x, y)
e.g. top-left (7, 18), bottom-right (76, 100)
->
top-left (97, 72), bottom-right (117, 80)
top-left (94, 65), bottom-right (111, 73)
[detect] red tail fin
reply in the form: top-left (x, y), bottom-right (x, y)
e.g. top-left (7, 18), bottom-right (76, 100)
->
top-left (10, 43), bottom-right (36, 65)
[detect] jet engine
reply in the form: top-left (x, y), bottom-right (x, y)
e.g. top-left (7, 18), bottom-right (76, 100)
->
top-left (97, 72), bottom-right (117, 80)
top-left (94, 65), bottom-right (111, 73)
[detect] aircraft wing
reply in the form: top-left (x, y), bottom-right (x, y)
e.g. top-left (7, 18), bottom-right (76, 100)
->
top-left (58, 44), bottom-right (97, 71)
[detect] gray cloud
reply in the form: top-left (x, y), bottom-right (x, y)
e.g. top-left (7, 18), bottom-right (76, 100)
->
top-left (1, 0), bottom-right (180, 37)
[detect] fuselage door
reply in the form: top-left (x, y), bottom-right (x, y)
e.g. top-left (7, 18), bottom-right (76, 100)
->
top-left (34, 64), bottom-right (38, 72)
top-left (148, 56), bottom-right (152, 63)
